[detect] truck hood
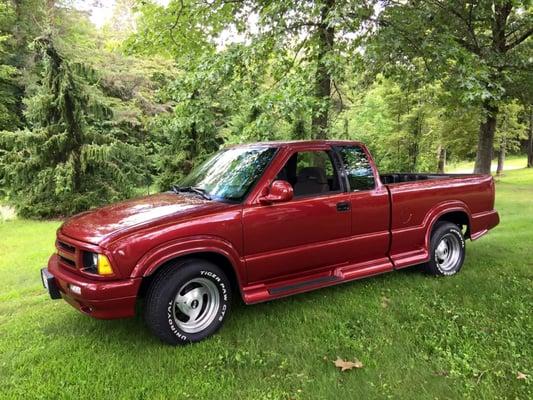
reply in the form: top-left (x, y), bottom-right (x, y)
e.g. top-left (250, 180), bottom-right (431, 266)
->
top-left (60, 193), bottom-right (228, 245)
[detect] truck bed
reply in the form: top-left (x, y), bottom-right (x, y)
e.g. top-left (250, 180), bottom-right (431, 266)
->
top-left (380, 172), bottom-right (497, 268)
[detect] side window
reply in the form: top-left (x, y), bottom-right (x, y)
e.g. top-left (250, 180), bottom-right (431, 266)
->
top-left (276, 150), bottom-right (340, 197)
top-left (338, 146), bottom-right (375, 191)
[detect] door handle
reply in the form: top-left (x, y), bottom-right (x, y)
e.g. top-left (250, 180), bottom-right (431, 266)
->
top-left (336, 201), bottom-right (351, 212)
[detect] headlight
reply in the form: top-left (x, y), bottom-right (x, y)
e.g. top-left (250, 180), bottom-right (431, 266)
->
top-left (82, 252), bottom-right (114, 276)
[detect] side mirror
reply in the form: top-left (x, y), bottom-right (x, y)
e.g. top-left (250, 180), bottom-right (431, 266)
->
top-left (259, 180), bottom-right (293, 204)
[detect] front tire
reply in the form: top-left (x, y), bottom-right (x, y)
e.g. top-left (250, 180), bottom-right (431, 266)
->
top-left (425, 222), bottom-right (466, 276)
top-left (144, 259), bottom-right (231, 345)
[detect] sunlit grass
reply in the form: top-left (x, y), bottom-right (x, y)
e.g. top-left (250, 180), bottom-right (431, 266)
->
top-left (447, 155), bottom-right (527, 173)
top-left (1, 169), bottom-right (532, 399)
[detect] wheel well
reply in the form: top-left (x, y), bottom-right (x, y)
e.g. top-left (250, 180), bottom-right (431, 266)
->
top-left (433, 211), bottom-right (470, 238)
top-left (137, 252), bottom-right (241, 300)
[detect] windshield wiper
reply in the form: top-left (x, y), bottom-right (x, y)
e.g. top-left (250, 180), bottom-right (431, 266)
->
top-left (171, 185), bottom-right (212, 200)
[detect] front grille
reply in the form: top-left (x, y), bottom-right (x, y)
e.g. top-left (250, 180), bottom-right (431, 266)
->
top-left (57, 240), bottom-right (75, 253)
top-left (56, 239), bottom-right (79, 270)
top-left (56, 238), bottom-right (99, 276)
top-left (59, 255), bottom-right (76, 267)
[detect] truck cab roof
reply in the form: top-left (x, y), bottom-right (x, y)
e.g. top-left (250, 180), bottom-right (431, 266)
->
top-left (228, 140), bottom-right (365, 150)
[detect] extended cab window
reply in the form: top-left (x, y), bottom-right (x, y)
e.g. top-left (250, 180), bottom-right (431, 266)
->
top-left (276, 150), bottom-right (341, 197)
top-left (338, 146), bottom-right (375, 191)
top-left (179, 146), bottom-right (276, 201)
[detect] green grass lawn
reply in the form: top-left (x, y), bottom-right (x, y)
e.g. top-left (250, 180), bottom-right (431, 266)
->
top-left (1, 170), bottom-right (532, 400)
top-left (447, 155), bottom-right (528, 173)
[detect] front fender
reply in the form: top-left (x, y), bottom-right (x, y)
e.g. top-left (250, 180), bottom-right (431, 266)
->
top-left (130, 235), bottom-right (246, 286)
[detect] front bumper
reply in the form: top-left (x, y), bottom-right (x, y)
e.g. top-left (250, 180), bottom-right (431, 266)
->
top-left (44, 254), bottom-right (142, 319)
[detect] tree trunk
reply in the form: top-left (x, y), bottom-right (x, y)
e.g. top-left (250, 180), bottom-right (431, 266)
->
top-left (311, 0), bottom-right (334, 140)
top-left (12, 1), bottom-right (23, 56)
top-left (474, 102), bottom-right (498, 174)
top-left (527, 106), bottom-right (533, 168)
top-left (46, 0), bottom-right (56, 18)
top-left (292, 118), bottom-right (306, 140)
top-left (343, 116), bottom-right (349, 137)
top-left (496, 137), bottom-right (506, 176)
top-left (472, 2), bottom-right (509, 174)
top-left (437, 146), bottom-right (446, 173)
top-left (409, 113), bottom-right (422, 171)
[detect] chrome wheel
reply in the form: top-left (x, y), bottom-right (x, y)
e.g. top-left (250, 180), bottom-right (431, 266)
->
top-left (435, 233), bottom-right (461, 272)
top-left (172, 277), bottom-right (220, 334)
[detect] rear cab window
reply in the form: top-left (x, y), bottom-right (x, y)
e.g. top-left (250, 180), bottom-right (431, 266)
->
top-left (337, 146), bottom-right (375, 191)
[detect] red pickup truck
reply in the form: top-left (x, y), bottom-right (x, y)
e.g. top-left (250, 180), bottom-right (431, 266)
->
top-left (41, 140), bottom-right (499, 344)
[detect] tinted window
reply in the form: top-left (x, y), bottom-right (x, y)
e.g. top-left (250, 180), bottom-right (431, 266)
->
top-left (339, 146), bottom-right (375, 191)
top-left (276, 150), bottom-right (340, 197)
top-left (179, 147), bottom-right (276, 201)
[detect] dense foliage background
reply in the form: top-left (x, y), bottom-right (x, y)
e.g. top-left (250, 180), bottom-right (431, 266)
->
top-left (0, 0), bottom-right (531, 218)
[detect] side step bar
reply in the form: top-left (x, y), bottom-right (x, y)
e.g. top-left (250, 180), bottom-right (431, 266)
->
top-left (268, 275), bottom-right (340, 295)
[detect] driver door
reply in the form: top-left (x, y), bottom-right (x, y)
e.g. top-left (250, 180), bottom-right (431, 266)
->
top-left (242, 149), bottom-right (352, 283)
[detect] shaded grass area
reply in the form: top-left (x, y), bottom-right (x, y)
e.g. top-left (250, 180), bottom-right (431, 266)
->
top-left (1, 170), bottom-right (532, 399)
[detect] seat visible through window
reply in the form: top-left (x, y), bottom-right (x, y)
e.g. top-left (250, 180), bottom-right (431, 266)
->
top-left (275, 150), bottom-right (340, 197)
top-left (294, 167), bottom-right (329, 196)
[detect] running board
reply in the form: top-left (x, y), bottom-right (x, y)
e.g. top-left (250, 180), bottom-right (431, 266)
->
top-left (242, 259), bottom-right (395, 304)
top-left (268, 275), bottom-right (340, 295)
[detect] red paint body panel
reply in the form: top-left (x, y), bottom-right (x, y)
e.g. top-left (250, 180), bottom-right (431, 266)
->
top-left (387, 175), bottom-right (495, 268)
top-left (48, 254), bottom-right (141, 318)
top-left (243, 192), bottom-right (352, 282)
top-left (44, 140), bottom-right (499, 319)
top-left (60, 193), bottom-right (231, 246)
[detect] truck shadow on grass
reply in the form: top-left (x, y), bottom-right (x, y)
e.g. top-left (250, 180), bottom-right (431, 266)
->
top-left (54, 263), bottom-right (435, 346)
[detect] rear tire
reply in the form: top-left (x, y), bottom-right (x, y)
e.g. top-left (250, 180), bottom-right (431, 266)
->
top-left (144, 258), bottom-right (231, 345)
top-left (424, 222), bottom-right (465, 276)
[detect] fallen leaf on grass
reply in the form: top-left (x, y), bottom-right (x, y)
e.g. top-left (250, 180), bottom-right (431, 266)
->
top-left (333, 357), bottom-right (363, 371)
top-left (516, 372), bottom-right (528, 380)
top-left (381, 296), bottom-right (391, 308)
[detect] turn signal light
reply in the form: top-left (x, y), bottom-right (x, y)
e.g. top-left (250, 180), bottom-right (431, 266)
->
top-left (97, 254), bottom-right (114, 276)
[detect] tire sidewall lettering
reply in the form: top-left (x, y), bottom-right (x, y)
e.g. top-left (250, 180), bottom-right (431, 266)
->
top-left (166, 268), bottom-right (229, 341)
top-left (167, 301), bottom-right (188, 341)
top-left (434, 227), bottom-right (464, 275)
top-left (449, 228), bottom-right (465, 249)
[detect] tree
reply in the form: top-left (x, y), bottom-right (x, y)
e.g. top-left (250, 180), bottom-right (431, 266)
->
top-left (0, 0), bottom-right (33, 131)
top-left (494, 101), bottom-right (526, 175)
top-left (150, 53), bottom-right (224, 190)
top-left (128, 0), bottom-right (377, 140)
top-left (372, 0), bottom-right (532, 173)
top-left (233, 0), bottom-right (373, 139)
top-left (148, 43), bottom-right (307, 189)
top-left (331, 76), bottom-right (452, 173)
top-left (0, 31), bottom-right (20, 131)
top-left (125, 0), bottom-right (231, 59)
top-left (0, 35), bottom-right (144, 217)
top-left (261, 0), bottom-right (337, 140)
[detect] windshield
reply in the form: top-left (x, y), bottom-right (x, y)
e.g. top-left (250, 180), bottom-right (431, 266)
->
top-left (178, 146), bottom-right (277, 201)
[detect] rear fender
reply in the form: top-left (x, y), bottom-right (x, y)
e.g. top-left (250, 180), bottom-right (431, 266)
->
top-left (423, 201), bottom-right (472, 251)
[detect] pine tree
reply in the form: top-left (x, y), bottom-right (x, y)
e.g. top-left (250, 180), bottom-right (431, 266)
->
top-left (0, 35), bottom-right (144, 218)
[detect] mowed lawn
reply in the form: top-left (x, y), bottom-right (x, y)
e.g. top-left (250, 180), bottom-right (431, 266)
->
top-left (447, 155), bottom-right (528, 173)
top-left (1, 170), bottom-right (532, 400)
